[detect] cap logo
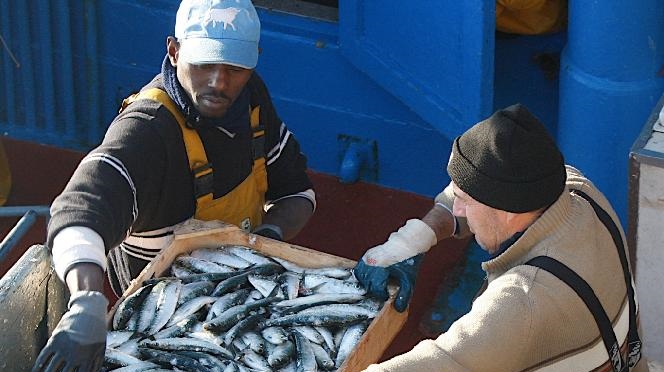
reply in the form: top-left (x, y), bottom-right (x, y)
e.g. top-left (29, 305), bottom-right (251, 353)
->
top-left (202, 7), bottom-right (242, 30)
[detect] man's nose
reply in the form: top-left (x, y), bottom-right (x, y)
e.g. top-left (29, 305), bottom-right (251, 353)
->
top-left (208, 66), bottom-right (228, 90)
top-left (452, 200), bottom-right (465, 217)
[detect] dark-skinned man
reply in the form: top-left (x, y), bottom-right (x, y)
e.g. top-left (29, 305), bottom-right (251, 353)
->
top-left (33, 1), bottom-right (315, 370)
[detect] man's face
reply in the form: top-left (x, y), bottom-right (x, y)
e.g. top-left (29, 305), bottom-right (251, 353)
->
top-left (451, 182), bottom-right (510, 253)
top-left (167, 38), bottom-right (253, 118)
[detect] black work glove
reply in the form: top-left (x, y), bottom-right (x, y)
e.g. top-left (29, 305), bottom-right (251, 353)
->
top-left (32, 291), bottom-right (108, 372)
top-left (252, 224), bottom-right (284, 241)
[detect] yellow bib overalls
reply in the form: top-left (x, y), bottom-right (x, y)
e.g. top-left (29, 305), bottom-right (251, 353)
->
top-left (122, 88), bottom-right (268, 231)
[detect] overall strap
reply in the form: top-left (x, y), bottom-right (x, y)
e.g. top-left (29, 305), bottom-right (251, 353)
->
top-left (121, 88), bottom-right (213, 201)
top-left (525, 256), bottom-right (625, 372)
top-left (250, 105), bottom-right (265, 161)
top-left (571, 189), bottom-right (642, 368)
top-left (247, 74), bottom-right (268, 163)
top-left (525, 189), bottom-right (642, 372)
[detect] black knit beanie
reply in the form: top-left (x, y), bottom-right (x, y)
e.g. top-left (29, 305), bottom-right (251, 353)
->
top-left (447, 103), bottom-right (566, 213)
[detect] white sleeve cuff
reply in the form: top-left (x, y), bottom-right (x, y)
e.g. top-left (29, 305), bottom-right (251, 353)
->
top-left (435, 202), bottom-right (458, 236)
top-left (52, 226), bottom-right (107, 282)
top-left (266, 188), bottom-right (317, 212)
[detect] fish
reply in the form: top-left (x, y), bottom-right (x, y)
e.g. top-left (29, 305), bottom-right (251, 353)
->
top-left (151, 314), bottom-right (198, 340)
top-left (112, 284), bottom-right (154, 331)
top-left (311, 342), bottom-right (336, 370)
top-left (248, 273), bottom-right (280, 298)
top-left (165, 296), bottom-right (217, 327)
top-left (267, 340), bottom-right (295, 368)
top-left (106, 330), bottom-right (135, 349)
top-left (104, 361), bottom-right (160, 372)
top-left (104, 347), bottom-right (145, 367)
top-left (207, 288), bottom-right (252, 320)
top-left (134, 280), bottom-right (167, 334)
top-left (303, 274), bottom-right (366, 295)
top-left (223, 312), bottom-right (267, 346)
top-left (292, 325), bottom-right (325, 345)
top-left (314, 326), bottom-right (336, 354)
top-left (211, 271), bottom-right (252, 297)
top-left (174, 255), bottom-right (237, 274)
top-left (145, 270), bottom-right (248, 285)
top-left (241, 331), bottom-right (267, 355)
top-left (335, 322), bottom-right (368, 368)
top-left (137, 347), bottom-right (209, 371)
top-left (278, 271), bottom-right (302, 300)
top-left (139, 336), bottom-right (234, 360)
top-left (295, 303), bottom-right (378, 319)
top-left (178, 280), bottom-right (215, 306)
top-left (273, 293), bottom-right (364, 310)
top-left (293, 329), bottom-right (318, 372)
top-left (225, 245), bottom-right (274, 266)
top-left (145, 279), bottom-right (182, 335)
top-left (272, 257), bottom-right (352, 279)
top-left (190, 247), bottom-right (253, 269)
top-left (261, 312), bottom-right (370, 328)
top-left (172, 350), bottom-right (228, 371)
top-left (240, 349), bottom-right (271, 371)
top-left (204, 297), bottom-right (279, 332)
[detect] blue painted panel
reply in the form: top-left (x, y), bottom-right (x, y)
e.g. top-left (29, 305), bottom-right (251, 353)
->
top-left (94, 0), bottom-right (178, 143)
top-left (339, 0), bottom-right (495, 138)
top-left (493, 32), bottom-right (566, 136)
top-left (256, 8), bottom-right (453, 196)
top-left (0, 0), bottom-right (84, 147)
top-left (0, 0), bottom-right (178, 150)
top-left (558, 0), bottom-right (664, 224)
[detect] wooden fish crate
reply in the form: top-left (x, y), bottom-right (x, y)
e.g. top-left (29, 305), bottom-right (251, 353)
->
top-left (107, 219), bottom-right (408, 372)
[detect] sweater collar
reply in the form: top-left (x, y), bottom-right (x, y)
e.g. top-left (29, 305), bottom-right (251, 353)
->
top-left (489, 232), bottom-right (524, 260)
top-left (161, 55), bottom-right (250, 134)
top-left (482, 186), bottom-right (572, 275)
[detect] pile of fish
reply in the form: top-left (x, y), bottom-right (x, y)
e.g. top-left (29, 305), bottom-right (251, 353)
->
top-left (104, 245), bottom-right (382, 371)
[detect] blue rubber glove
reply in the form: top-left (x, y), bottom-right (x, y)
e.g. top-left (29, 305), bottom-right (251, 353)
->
top-left (32, 291), bottom-right (108, 372)
top-left (354, 219), bottom-right (437, 312)
top-left (355, 254), bottom-right (424, 312)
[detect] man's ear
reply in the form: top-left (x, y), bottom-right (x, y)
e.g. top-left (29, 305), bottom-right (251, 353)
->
top-left (166, 36), bottom-right (179, 66)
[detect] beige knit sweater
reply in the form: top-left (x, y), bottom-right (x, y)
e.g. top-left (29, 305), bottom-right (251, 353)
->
top-left (364, 166), bottom-right (648, 372)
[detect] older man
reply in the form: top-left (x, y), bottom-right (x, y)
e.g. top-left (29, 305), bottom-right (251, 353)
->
top-left (355, 104), bottom-right (646, 371)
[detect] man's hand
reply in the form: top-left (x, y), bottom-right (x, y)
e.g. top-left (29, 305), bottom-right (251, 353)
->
top-left (32, 291), bottom-right (108, 372)
top-left (354, 219), bottom-right (437, 312)
top-left (355, 253), bottom-right (425, 312)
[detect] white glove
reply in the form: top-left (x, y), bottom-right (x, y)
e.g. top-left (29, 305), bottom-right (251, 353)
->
top-left (362, 219), bottom-right (437, 267)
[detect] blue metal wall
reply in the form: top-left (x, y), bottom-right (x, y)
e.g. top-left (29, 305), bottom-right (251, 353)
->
top-left (0, 0), bottom-right (177, 149)
top-left (2, 0), bottom-right (661, 220)
top-left (256, 0), bottom-right (494, 196)
top-left (0, 0), bottom-right (494, 199)
top-left (1, 1), bottom-right (101, 148)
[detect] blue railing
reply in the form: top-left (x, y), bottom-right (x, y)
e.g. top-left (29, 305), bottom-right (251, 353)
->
top-left (0, 206), bottom-right (50, 265)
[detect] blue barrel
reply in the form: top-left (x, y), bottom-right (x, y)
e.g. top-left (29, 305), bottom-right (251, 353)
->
top-left (557, 0), bottom-right (664, 223)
